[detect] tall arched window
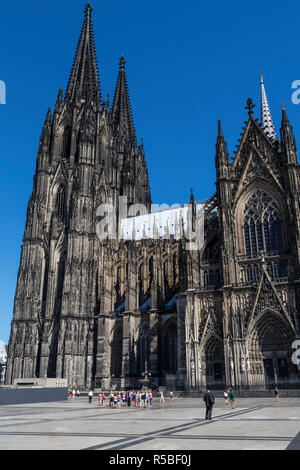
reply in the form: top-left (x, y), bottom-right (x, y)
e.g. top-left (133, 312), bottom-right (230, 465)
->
top-left (56, 186), bottom-right (65, 222)
top-left (138, 263), bottom-right (144, 306)
top-left (162, 321), bottom-right (177, 374)
top-left (110, 323), bottom-right (123, 377)
top-left (114, 265), bottom-right (122, 307)
top-left (243, 189), bottom-right (284, 256)
top-left (149, 256), bottom-right (153, 287)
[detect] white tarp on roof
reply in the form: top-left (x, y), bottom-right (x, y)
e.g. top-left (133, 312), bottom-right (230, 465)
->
top-left (120, 203), bottom-right (204, 241)
top-left (0, 341), bottom-right (7, 363)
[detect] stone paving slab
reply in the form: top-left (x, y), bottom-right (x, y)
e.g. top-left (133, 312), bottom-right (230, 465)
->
top-left (0, 397), bottom-right (299, 450)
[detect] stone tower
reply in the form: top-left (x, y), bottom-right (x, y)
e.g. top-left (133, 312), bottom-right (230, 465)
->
top-left (5, 3), bottom-right (152, 388)
top-left (6, 5), bottom-right (300, 391)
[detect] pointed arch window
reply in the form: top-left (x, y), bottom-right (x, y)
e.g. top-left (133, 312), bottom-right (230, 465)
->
top-left (56, 186), bottom-right (65, 222)
top-left (138, 263), bottom-right (144, 306)
top-left (110, 323), bottom-right (123, 377)
top-left (162, 321), bottom-right (177, 374)
top-left (149, 256), bottom-right (153, 287)
top-left (243, 190), bottom-right (284, 256)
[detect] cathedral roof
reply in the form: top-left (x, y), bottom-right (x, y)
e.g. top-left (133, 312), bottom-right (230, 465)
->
top-left (165, 295), bottom-right (177, 311)
top-left (0, 341), bottom-right (7, 363)
top-left (140, 297), bottom-right (152, 312)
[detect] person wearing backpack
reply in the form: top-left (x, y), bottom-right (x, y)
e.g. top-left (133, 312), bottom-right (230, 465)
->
top-left (203, 389), bottom-right (215, 420)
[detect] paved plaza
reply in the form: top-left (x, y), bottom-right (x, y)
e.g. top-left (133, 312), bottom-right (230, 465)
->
top-left (0, 396), bottom-right (299, 450)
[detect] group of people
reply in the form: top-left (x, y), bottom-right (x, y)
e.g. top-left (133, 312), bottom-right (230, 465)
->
top-left (84, 389), bottom-right (155, 408)
top-left (72, 388), bottom-right (175, 407)
top-left (68, 388), bottom-right (80, 399)
top-left (223, 387), bottom-right (236, 408)
top-left (108, 390), bottom-right (154, 409)
top-left (71, 385), bottom-right (281, 421)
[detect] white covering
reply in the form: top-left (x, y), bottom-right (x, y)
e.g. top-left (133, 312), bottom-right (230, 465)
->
top-left (120, 203), bottom-right (204, 241)
top-left (0, 341), bottom-right (7, 363)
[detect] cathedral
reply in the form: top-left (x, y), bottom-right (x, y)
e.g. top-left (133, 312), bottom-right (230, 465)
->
top-left (5, 3), bottom-right (300, 391)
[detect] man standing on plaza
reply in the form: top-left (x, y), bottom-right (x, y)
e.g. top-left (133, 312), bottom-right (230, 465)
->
top-left (88, 389), bottom-right (93, 404)
top-left (203, 389), bottom-right (215, 420)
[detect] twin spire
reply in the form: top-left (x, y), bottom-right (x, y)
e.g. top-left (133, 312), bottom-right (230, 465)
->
top-left (112, 56), bottom-right (136, 147)
top-left (65, 5), bottom-right (283, 152)
top-left (65, 3), bottom-right (100, 104)
top-left (64, 3), bottom-right (136, 146)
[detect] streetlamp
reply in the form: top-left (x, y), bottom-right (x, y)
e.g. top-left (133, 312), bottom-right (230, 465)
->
top-left (140, 360), bottom-right (151, 389)
top-left (109, 374), bottom-right (115, 403)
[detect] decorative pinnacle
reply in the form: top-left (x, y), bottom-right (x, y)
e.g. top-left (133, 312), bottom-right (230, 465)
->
top-left (259, 71), bottom-right (264, 83)
top-left (281, 102), bottom-right (289, 124)
top-left (45, 107), bottom-right (51, 124)
top-left (218, 120), bottom-right (223, 137)
top-left (119, 56), bottom-right (126, 69)
top-left (245, 97), bottom-right (255, 116)
top-left (190, 188), bottom-right (195, 204)
top-left (85, 2), bottom-right (93, 14)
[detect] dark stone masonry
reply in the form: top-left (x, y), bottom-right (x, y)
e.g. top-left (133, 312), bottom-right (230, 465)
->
top-left (5, 3), bottom-right (300, 391)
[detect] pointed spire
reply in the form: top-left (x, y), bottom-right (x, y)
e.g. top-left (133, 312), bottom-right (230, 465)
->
top-left (218, 119), bottom-right (223, 137)
top-left (39, 108), bottom-right (52, 148)
top-left (259, 72), bottom-right (277, 142)
top-left (112, 56), bottom-right (136, 147)
top-left (280, 102), bottom-right (297, 163)
top-left (215, 119), bottom-right (229, 178)
top-left (55, 88), bottom-right (63, 111)
top-left (245, 97), bottom-right (255, 117)
top-left (190, 188), bottom-right (195, 205)
top-left (65, 3), bottom-right (100, 104)
top-left (45, 107), bottom-right (52, 125)
top-left (281, 102), bottom-right (288, 124)
top-left (106, 93), bottom-right (110, 112)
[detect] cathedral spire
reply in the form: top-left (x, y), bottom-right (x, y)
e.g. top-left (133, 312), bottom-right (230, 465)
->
top-left (280, 103), bottom-right (297, 164)
top-left (65, 3), bottom-right (101, 104)
top-left (259, 72), bottom-right (277, 142)
top-left (112, 56), bottom-right (136, 148)
top-left (215, 120), bottom-right (229, 179)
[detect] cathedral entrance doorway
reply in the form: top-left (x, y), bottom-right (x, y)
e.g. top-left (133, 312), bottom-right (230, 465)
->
top-left (248, 309), bottom-right (294, 390)
top-left (205, 337), bottom-right (225, 390)
top-left (160, 320), bottom-right (177, 386)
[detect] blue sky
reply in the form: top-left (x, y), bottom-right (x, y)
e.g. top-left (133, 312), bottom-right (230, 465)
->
top-left (0, 0), bottom-right (300, 343)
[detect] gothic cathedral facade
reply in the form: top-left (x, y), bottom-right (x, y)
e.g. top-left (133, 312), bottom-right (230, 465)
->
top-left (5, 4), bottom-right (300, 391)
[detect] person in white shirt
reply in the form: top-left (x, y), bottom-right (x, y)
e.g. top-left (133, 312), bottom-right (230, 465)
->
top-left (88, 389), bottom-right (93, 404)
